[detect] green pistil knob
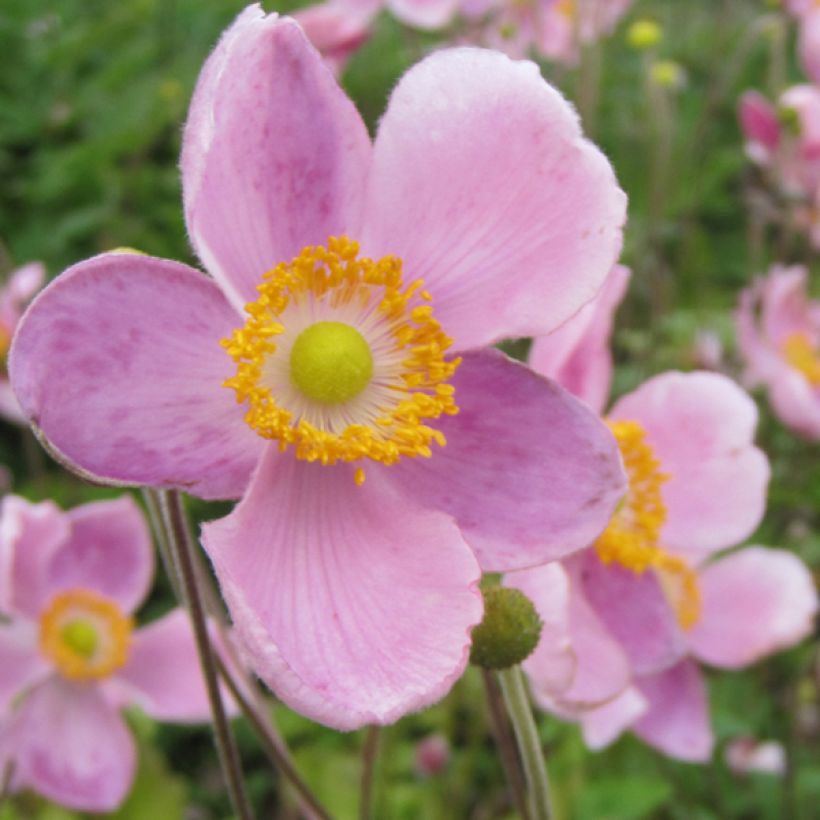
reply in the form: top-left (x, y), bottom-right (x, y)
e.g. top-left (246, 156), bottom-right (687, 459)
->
top-left (469, 587), bottom-right (543, 670)
top-left (61, 619), bottom-right (99, 659)
top-left (290, 321), bottom-right (374, 404)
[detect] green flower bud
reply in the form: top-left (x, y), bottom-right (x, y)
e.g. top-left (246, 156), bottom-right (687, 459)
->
top-left (469, 586), bottom-right (543, 670)
top-left (627, 19), bottom-right (662, 50)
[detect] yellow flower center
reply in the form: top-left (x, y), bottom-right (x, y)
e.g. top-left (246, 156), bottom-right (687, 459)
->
top-left (781, 332), bottom-right (820, 386)
top-left (39, 589), bottom-right (133, 681)
top-left (595, 420), bottom-right (701, 630)
top-left (222, 236), bottom-right (460, 484)
top-left (556, 0), bottom-right (576, 19)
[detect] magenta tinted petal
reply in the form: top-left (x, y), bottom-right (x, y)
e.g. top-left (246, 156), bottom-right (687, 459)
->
top-left (633, 660), bottom-right (714, 762)
top-left (739, 91), bottom-right (780, 154)
top-left (10, 253), bottom-right (261, 499)
top-left (115, 609), bottom-right (215, 722)
top-left (580, 686), bottom-right (648, 750)
top-left (202, 448), bottom-right (482, 730)
top-left (360, 47), bottom-right (626, 351)
top-left (572, 550), bottom-right (686, 676)
top-left (688, 547), bottom-right (818, 669)
top-left (182, 8), bottom-right (371, 308)
top-left (0, 623), bottom-right (49, 711)
top-left (381, 350), bottom-right (626, 572)
top-left (12, 678), bottom-right (136, 812)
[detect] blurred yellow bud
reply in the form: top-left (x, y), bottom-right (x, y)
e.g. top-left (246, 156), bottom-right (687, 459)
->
top-left (650, 60), bottom-right (685, 89)
top-left (627, 19), bottom-right (662, 50)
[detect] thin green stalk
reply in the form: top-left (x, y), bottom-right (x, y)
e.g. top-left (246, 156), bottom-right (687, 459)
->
top-left (497, 666), bottom-right (553, 820)
top-left (159, 490), bottom-right (255, 820)
top-left (481, 669), bottom-right (531, 820)
top-left (359, 725), bottom-right (381, 820)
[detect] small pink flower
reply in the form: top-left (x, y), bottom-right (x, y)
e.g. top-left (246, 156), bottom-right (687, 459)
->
top-left (0, 263), bottom-right (44, 424)
top-left (725, 737), bottom-right (786, 776)
top-left (0, 495), bottom-right (215, 812)
top-left (737, 265), bottom-right (820, 438)
top-left (509, 372), bottom-right (806, 762)
top-left (11, 7), bottom-right (627, 729)
top-left (414, 733), bottom-right (450, 776)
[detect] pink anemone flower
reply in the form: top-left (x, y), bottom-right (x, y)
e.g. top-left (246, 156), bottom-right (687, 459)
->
top-left (737, 264), bottom-right (820, 438)
top-left (0, 262), bottom-right (44, 424)
top-left (507, 371), bottom-right (797, 762)
top-left (10, 6), bottom-right (628, 730)
top-left (0, 495), bottom-right (216, 812)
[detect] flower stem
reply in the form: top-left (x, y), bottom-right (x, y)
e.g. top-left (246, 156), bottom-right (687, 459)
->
top-left (0, 760), bottom-right (14, 809)
top-left (159, 490), bottom-right (255, 820)
top-left (359, 725), bottom-right (381, 820)
top-left (497, 666), bottom-right (553, 820)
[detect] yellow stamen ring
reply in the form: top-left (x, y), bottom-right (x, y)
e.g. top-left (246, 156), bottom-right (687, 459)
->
top-left (39, 589), bottom-right (133, 682)
top-left (222, 236), bottom-right (460, 468)
top-left (596, 420), bottom-right (701, 630)
top-left (782, 332), bottom-right (820, 386)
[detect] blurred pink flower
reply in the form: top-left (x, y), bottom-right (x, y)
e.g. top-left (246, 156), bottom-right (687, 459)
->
top-left (293, 1), bottom-right (374, 74)
top-left (414, 733), bottom-right (450, 776)
top-left (737, 265), bottom-right (820, 438)
top-left (0, 263), bottom-right (44, 424)
top-left (508, 371), bottom-right (809, 763)
top-left (725, 737), bottom-right (786, 776)
top-left (10, 7), bottom-right (628, 729)
top-left (0, 495), bottom-right (215, 812)
top-left (798, 10), bottom-right (820, 83)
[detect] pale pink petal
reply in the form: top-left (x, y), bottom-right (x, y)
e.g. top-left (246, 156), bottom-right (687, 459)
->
top-left (506, 564), bottom-right (576, 700)
top-left (9, 253), bottom-right (261, 500)
top-left (0, 262), bottom-right (45, 328)
top-left (293, 2), bottom-right (373, 75)
top-left (529, 264), bottom-right (631, 414)
top-left (202, 448), bottom-right (482, 730)
top-left (114, 609), bottom-right (214, 722)
top-left (44, 498), bottom-right (153, 614)
top-left (760, 266), bottom-right (813, 345)
top-left (360, 47), bottom-right (626, 351)
top-left (0, 496), bottom-right (70, 619)
top-left (736, 281), bottom-right (783, 385)
top-left (381, 350), bottom-right (626, 572)
top-left (688, 547), bottom-right (818, 669)
top-left (388, 0), bottom-right (458, 28)
top-left (0, 623), bottom-right (49, 711)
top-left (768, 367), bottom-right (820, 438)
top-left (580, 686), bottom-right (648, 750)
top-left (181, 8), bottom-right (371, 309)
top-left (609, 371), bottom-right (769, 559)
top-left (12, 678), bottom-right (136, 812)
top-left (799, 13), bottom-right (820, 84)
top-left (0, 380), bottom-right (26, 425)
top-left (571, 550), bottom-right (686, 676)
top-left (739, 91), bottom-right (780, 158)
top-left (633, 660), bottom-right (714, 762)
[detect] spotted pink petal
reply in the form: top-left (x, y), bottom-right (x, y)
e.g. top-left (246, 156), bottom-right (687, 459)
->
top-left (609, 371), bottom-right (769, 560)
top-left (113, 609), bottom-right (216, 722)
top-left (0, 496), bottom-right (70, 619)
top-left (529, 264), bottom-right (631, 414)
top-left (9, 253), bottom-right (261, 500)
top-left (0, 623), bottom-right (49, 712)
top-left (633, 660), bottom-right (713, 762)
top-left (579, 686), bottom-right (648, 750)
top-left (11, 678), bottom-right (136, 812)
top-left (181, 8), bottom-right (371, 310)
top-left (688, 547), bottom-right (817, 669)
top-left (359, 47), bottom-right (626, 351)
top-left (43, 497), bottom-right (153, 614)
top-left (202, 448), bottom-right (482, 730)
top-left (381, 350), bottom-right (626, 572)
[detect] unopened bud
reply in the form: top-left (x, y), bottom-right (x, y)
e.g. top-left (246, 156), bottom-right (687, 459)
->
top-left (627, 19), bottom-right (662, 50)
top-left (469, 586), bottom-right (542, 670)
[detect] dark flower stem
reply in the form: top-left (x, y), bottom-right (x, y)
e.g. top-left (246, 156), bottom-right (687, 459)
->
top-left (481, 669), bottom-right (531, 820)
top-left (158, 489), bottom-right (255, 820)
top-left (497, 666), bottom-right (553, 820)
top-left (359, 725), bottom-right (381, 820)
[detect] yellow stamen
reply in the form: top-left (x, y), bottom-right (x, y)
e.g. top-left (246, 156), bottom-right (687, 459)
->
top-left (556, 0), bottom-right (576, 19)
top-left (222, 236), bottom-right (460, 471)
top-left (596, 420), bottom-right (701, 629)
top-left (782, 332), bottom-right (820, 386)
top-left (39, 589), bottom-right (133, 681)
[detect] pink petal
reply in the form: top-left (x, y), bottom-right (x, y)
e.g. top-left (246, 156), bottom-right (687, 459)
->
top-left (0, 496), bottom-right (70, 619)
top-left (572, 550), bottom-right (686, 676)
top-left (580, 686), bottom-right (648, 750)
top-left (799, 13), bottom-right (820, 84)
top-left (44, 498), bottom-right (153, 614)
top-left (181, 8), bottom-right (371, 309)
top-left (388, 0), bottom-right (458, 28)
top-left (293, 2), bottom-right (373, 75)
top-left (202, 448), bottom-right (482, 730)
top-left (738, 91), bottom-right (780, 155)
top-left (381, 350), bottom-right (626, 572)
top-left (0, 623), bottom-right (49, 711)
top-left (688, 547), bottom-right (818, 669)
top-left (360, 47), bottom-right (626, 351)
top-left (0, 262), bottom-right (45, 329)
top-left (114, 609), bottom-right (215, 722)
top-left (529, 264), bottom-right (631, 414)
top-left (12, 678), bottom-right (136, 812)
top-left (9, 253), bottom-right (261, 500)
top-left (633, 660), bottom-right (714, 762)
top-left (609, 371), bottom-right (769, 560)
top-left (768, 367), bottom-right (820, 439)
top-left (0, 379), bottom-right (26, 425)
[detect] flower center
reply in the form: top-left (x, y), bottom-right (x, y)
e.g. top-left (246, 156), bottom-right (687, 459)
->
top-left (39, 589), bottom-right (133, 681)
top-left (595, 420), bottom-right (701, 629)
top-left (290, 321), bottom-right (373, 404)
top-left (222, 236), bottom-right (460, 484)
top-left (781, 332), bottom-right (820, 386)
top-left (556, 0), bottom-right (576, 19)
